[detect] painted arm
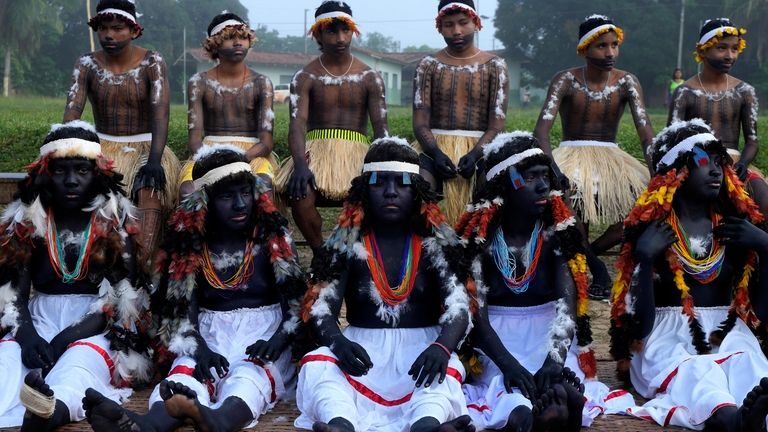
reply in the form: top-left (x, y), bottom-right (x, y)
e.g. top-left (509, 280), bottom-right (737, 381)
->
top-left (136, 52), bottom-right (171, 193)
top-left (534, 71), bottom-right (570, 188)
top-left (457, 58), bottom-right (509, 178)
top-left (737, 85), bottom-right (760, 174)
top-left (667, 85), bottom-right (687, 126)
top-left (632, 221), bottom-right (677, 338)
top-left (311, 268), bottom-right (373, 377)
top-left (63, 56), bottom-right (89, 121)
top-left (187, 74), bottom-right (205, 155)
top-left (625, 74), bottom-right (655, 172)
top-left (468, 258), bottom-right (537, 399)
top-left (286, 71), bottom-right (317, 200)
top-left (11, 268), bottom-right (56, 371)
top-left (366, 70), bottom-right (389, 139)
top-left (251, 75), bottom-right (275, 160)
top-left (413, 58), bottom-right (457, 179)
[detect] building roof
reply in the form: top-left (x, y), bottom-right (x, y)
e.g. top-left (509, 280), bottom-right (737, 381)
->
top-left (186, 46), bottom-right (408, 67)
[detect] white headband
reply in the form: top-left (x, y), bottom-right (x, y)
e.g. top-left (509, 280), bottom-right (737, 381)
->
top-left (698, 26), bottom-right (738, 45)
top-left (39, 138), bottom-right (102, 160)
top-left (315, 11), bottom-right (354, 23)
top-left (656, 133), bottom-right (718, 170)
top-left (362, 161), bottom-right (420, 174)
top-left (193, 162), bottom-right (252, 191)
top-left (209, 19), bottom-right (246, 37)
top-left (486, 148), bottom-right (544, 181)
top-left (578, 23), bottom-right (616, 48)
top-left (97, 8), bottom-right (137, 24)
top-left (439, 2), bottom-right (477, 15)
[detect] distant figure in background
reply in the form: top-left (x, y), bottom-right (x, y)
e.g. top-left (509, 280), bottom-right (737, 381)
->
top-left (178, 13), bottom-right (278, 196)
top-left (522, 87), bottom-right (532, 109)
top-left (63, 0), bottom-right (180, 266)
top-left (412, 0), bottom-right (509, 225)
top-left (665, 67), bottom-right (684, 107)
top-left (274, 0), bottom-right (388, 262)
top-left (668, 18), bottom-right (768, 214)
top-left (534, 14), bottom-right (654, 300)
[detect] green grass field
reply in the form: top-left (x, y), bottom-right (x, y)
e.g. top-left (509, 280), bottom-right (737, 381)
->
top-left (0, 97), bottom-right (766, 172)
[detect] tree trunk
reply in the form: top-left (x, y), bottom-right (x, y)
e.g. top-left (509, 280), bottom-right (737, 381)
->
top-left (2, 49), bottom-right (9, 97)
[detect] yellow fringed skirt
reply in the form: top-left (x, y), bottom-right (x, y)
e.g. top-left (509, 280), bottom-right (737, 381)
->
top-left (178, 136), bottom-right (280, 186)
top-left (274, 129), bottom-right (370, 201)
top-left (412, 129), bottom-right (482, 226)
top-left (98, 133), bottom-right (180, 210)
top-left (553, 140), bottom-right (649, 225)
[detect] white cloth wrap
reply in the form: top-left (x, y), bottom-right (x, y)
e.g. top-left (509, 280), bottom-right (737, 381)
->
top-left (698, 26), bottom-right (738, 45)
top-left (97, 132), bottom-right (152, 143)
top-left (315, 11), bottom-right (354, 22)
top-left (97, 8), bottom-right (137, 24)
top-left (656, 133), bottom-right (718, 170)
top-left (39, 138), bottom-right (102, 159)
top-left (193, 162), bottom-right (253, 191)
top-left (362, 162), bottom-right (420, 174)
top-left (578, 24), bottom-right (617, 49)
top-left (295, 326), bottom-right (468, 431)
top-left (149, 304), bottom-right (295, 428)
top-left (0, 293), bottom-right (132, 427)
top-left (462, 303), bottom-right (611, 429)
top-left (209, 19), bottom-right (245, 37)
top-left (624, 306), bottom-right (768, 429)
top-left (558, 140), bottom-right (619, 148)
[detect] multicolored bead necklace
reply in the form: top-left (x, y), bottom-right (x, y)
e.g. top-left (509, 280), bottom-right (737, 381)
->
top-left (667, 211), bottom-right (724, 284)
top-left (202, 240), bottom-right (255, 290)
top-left (46, 210), bottom-right (96, 284)
top-left (491, 222), bottom-right (544, 294)
top-left (363, 231), bottom-right (422, 306)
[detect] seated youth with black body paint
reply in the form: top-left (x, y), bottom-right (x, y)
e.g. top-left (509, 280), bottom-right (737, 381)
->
top-left (0, 121), bottom-right (150, 430)
top-left (83, 145), bottom-right (306, 432)
top-left (296, 138), bottom-right (474, 432)
top-left (668, 18), bottom-right (768, 214)
top-left (455, 132), bottom-right (612, 431)
top-left (609, 119), bottom-right (768, 431)
top-left (533, 14), bottom-right (654, 300)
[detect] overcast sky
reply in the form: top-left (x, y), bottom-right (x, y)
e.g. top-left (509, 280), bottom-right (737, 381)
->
top-left (240, 0), bottom-right (502, 51)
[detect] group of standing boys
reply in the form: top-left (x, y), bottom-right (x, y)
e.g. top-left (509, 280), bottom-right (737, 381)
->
top-left (0, 0), bottom-right (767, 431)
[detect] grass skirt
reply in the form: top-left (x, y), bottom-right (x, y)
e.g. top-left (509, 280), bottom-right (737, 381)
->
top-left (99, 135), bottom-right (180, 210)
top-left (178, 136), bottom-right (280, 186)
top-left (412, 131), bottom-right (480, 225)
top-left (275, 138), bottom-right (369, 201)
top-left (553, 141), bottom-right (649, 225)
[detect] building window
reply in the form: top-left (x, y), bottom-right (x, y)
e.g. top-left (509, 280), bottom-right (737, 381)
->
top-left (393, 73), bottom-right (399, 90)
top-left (383, 72), bottom-right (389, 88)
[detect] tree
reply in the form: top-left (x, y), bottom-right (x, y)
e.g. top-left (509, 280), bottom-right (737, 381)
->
top-left (0, 0), bottom-right (59, 96)
top-left (359, 32), bottom-right (399, 53)
top-left (403, 44), bottom-right (436, 53)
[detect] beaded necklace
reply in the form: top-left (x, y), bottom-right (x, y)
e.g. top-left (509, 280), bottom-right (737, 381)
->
top-left (46, 211), bottom-right (96, 284)
top-left (201, 240), bottom-right (255, 290)
top-left (667, 211), bottom-right (724, 284)
top-left (491, 222), bottom-right (544, 294)
top-left (363, 231), bottom-right (422, 306)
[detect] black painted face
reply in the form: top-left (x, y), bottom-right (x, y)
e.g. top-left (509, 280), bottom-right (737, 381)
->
top-left (367, 171), bottom-right (415, 225)
top-left (506, 164), bottom-right (551, 217)
top-left (209, 180), bottom-right (254, 233)
top-left (679, 149), bottom-right (724, 202)
top-left (96, 18), bottom-right (137, 55)
top-left (49, 158), bottom-right (97, 211)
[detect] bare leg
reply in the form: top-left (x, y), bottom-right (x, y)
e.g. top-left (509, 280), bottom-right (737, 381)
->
top-left (748, 178), bottom-right (768, 217)
top-left (290, 188), bottom-right (323, 250)
top-left (83, 387), bottom-right (179, 432)
top-left (160, 380), bottom-right (252, 432)
top-left (137, 187), bottom-right (163, 268)
top-left (410, 414), bottom-right (475, 432)
top-left (575, 218), bottom-right (612, 300)
top-left (19, 372), bottom-right (69, 432)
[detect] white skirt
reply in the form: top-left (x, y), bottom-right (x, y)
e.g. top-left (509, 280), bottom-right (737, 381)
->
top-left (462, 303), bottom-right (611, 429)
top-left (149, 304), bottom-right (295, 428)
top-left (295, 326), bottom-right (468, 432)
top-left (626, 306), bottom-right (768, 429)
top-left (0, 293), bottom-right (131, 427)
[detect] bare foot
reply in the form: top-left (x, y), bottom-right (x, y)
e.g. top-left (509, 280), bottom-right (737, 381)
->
top-left (83, 388), bottom-right (150, 432)
top-left (532, 385), bottom-right (568, 432)
top-left (504, 405), bottom-right (533, 432)
top-left (560, 368), bottom-right (585, 431)
top-left (159, 380), bottom-right (223, 432)
top-left (313, 416), bottom-right (355, 431)
top-left (20, 371), bottom-right (57, 432)
top-left (740, 377), bottom-right (768, 432)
